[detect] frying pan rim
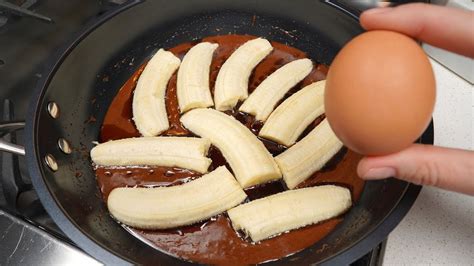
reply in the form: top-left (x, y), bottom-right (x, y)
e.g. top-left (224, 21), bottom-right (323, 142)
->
top-left (24, 1), bottom-right (429, 265)
top-left (309, 121), bottom-right (433, 265)
top-left (314, 182), bottom-right (423, 266)
top-left (26, 1), bottom-right (145, 265)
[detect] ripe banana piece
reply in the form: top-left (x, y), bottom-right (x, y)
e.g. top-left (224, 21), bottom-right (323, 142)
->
top-left (214, 38), bottom-right (273, 111)
top-left (133, 49), bottom-right (181, 136)
top-left (276, 119), bottom-right (343, 189)
top-left (259, 80), bottom-right (326, 146)
top-left (108, 166), bottom-right (247, 229)
top-left (177, 42), bottom-right (218, 113)
top-left (181, 108), bottom-right (281, 188)
top-left (90, 137), bottom-right (211, 173)
top-left (227, 185), bottom-right (352, 242)
top-left (239, 58), bottom-right (313, 121)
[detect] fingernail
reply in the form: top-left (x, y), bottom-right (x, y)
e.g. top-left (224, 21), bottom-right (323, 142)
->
top-left (362, 7), bottom-right (392, 16)
top-left (362, 167), bottom-right (396, 180)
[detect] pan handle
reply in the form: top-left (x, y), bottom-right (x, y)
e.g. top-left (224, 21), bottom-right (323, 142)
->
top-left (0, 122), bottom-right (25, 156)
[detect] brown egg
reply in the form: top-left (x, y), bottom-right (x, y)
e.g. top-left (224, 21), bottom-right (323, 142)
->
top-left (325, 30), bottom-right (435, 155)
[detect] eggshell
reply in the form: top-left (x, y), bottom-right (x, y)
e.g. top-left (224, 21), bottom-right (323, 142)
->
top-left (325, 30), bottom-right (435, 155)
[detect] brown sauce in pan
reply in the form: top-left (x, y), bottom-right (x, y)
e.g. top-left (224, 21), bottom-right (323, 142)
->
top-left (96, 35), bottom-right (364, 265)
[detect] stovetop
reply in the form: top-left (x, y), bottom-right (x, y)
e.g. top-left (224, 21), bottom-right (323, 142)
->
top-left (0, 1), bottom-right (388, 264)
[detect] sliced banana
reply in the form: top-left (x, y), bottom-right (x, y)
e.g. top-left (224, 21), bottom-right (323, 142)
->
top-left (259, 80), bottom-right (326, 146)
top-left (177, 42), bottom-right (219, 113)
top-left (133, 49), bottom-right (181, 136)
top-left (228, 185), bottom-right (352, 242)
top-left (181, 108), bottom-right (281, 188)
top-left (108, 166), bottom-right (247, 229)
top-left (90, 137), bottom-right (211, 173)
top-left (214, 38), bottom-right (273, 111)
top-left (239, 58), bottom-right (313, 121)
top-left (276, 119), bottom-right (343, 189)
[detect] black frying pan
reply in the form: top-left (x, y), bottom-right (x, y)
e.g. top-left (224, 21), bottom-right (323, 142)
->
top-left (0, 0), bottom-right (433, 264)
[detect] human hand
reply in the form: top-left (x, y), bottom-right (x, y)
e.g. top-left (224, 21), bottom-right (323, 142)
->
top-left (357, 3), bottom-right (474, 195)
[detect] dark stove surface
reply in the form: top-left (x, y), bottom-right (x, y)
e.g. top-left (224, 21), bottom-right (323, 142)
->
top-left (0, 1), bottom-right (386, 264)
top-left (0, 0), bottom-right (124, 120)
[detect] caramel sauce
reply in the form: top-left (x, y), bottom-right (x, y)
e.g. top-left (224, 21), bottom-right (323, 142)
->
top-left (96, 35), bottom-right (364, 265)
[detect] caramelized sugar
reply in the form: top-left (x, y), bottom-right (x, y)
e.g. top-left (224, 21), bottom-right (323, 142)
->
top-left (96, 35), bottom-right (364, 265)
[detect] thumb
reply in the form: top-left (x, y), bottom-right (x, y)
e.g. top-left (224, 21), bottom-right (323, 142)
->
top-left (357, 144), bottom-right (474, 195)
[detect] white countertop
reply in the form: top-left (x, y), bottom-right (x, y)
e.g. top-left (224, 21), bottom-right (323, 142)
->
top-left (383, 59), bottom-right (474, 265)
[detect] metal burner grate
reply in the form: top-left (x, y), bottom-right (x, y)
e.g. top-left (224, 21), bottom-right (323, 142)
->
top-left (0, 0), bottom-right (52, 28)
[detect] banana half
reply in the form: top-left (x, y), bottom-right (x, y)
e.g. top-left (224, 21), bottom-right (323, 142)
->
top-left (214, 38), bottom-right (273, 111)
top-left (276, 119), bottom-right (343, 189)
top-left (259, 80), bottom-right (326, 146)
top-left (227, 185), bottom-right (352, 242)
top-left (108, 166), bottom-right (247, 229)
top-left (239, 58), bottom-right (313, 121)
top-left (90, 137), bottom-right (212, 173)
top-left (133, 49), bottom-right (181, 136)
top-left (181, 108), bottom-right (281, 188)
top-left (177, 42), bottom-right (219, 113)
